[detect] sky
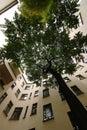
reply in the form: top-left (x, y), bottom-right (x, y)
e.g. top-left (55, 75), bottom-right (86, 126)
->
top-left (0, 4), bottom-right (18, 47)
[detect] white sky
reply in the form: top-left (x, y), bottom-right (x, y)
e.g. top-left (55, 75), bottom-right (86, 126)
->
top-left (0, 4), bottom-right (18, 47)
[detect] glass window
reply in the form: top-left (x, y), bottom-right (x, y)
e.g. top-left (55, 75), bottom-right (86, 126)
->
top-left (76, 74), bottom-right (85, 80)
top-left (11, 82), bottom-right (16, 89)
top-left (15, 89), bottom-right (21, 97)
top-left (0, 92), bottom-right (7, 104)
top-left (23, 106), bottom-right (28, 119)
top-left (63, 77), bottom-right (71, 83)
top-left (29, 128), bottom-right (35, 130)
top-left (77, 13), bottom-right (83, 27)
top-left (71, 85), bottom-right (83, 95)
top-left (43, 104), bottom-right (54, 121)
top-left (20, 94), bottom-right (28, 100)
top-left (10, 107), bottom-right (23, 120)
top-left (34, 90), bottom-right (39, 97)
top-left (43, 89), bottom-right (49, 98)
top-left (21, 82), bottom-right (25, 87)
top-left (3, 101), bottom-right (13, 116)
top-left (25, 86), bottom-right (31, 90)
top-left (76, 65), bottom-right (84, 70)
top-left (29, 93), bottom-right (32, 99)
top-left (0, 79), bottom-right (4, 89)
top-left (31, 103), bottom-right (37, 115)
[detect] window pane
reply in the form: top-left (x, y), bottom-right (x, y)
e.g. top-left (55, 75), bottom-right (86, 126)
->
top-left (29, 93), bottom-right (32, 99)
top-left (63, 77), bottom-right (71, 83)
top-left (34, 90), bottom-right (39, 97)
top-left (76, 74), bottom-right (85, 80)
top-left (25, 86), bottom-right (31, 90)
top-left (43, 89), bottom-right (49, 98)
top-left (23, 106), bottom-right (28, 119)
top-left (71, 85), bottom-right (83, 95)
top-left (29, 128), bottom-right (35, 130)
top-left (0, 92), bottom-right (7, 104)
top-left (3, 101), bottom-right (13, 116)
top-left (43, 104), bottom-right (54, 121)
top-left (10, 107), bottom-right (23, 120)
top-left (31, 103), bottom-right (37, 115)
top-left (15, 89), bottom-right (21, 97)
top-left (20, 94), bottom-right (28, 100)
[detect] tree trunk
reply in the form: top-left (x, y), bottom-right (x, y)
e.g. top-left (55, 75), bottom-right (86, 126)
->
top-left (49, 68), bottom-right (87, 130)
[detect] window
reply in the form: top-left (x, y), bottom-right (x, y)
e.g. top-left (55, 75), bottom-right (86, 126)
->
top-left (76, 65), bottom-right (84, 70)
top-left (43, 89), bottom-right (49, 98)
top-left (31, 103), bottom-right (37, 115)
top-left (20, 94), bottom-right (28, 100)
top-left (29, 93), bottom-right (32, 99)
top-left (23, 106), bottom-right (28, 119)
top-left (43, 103), bottom-right (54, 121)
top-left (59, 90), bottom-right (65, 101)
top-left (25, 86), bottom-right (31, 90)
top-left (10, 107), bottom-right (23, 120)
top-left (71, 85), bottom-right (83, 95)
top-left (0, 79), bottom-right (4, 89)
top-left (76, 74), bottom-right (85, 80)
top-left (15, 89), bottom-right (21, 97)
top-left (3, 101), bottom-right (13, 116)
top-left (21, 82), bottom-right (25, 87)
top-left (29, 128), bottom-right (35, 130)
top-left (11, 82), bottom-right (16, 89)
top-left (63, 77), bottom-right (71, 83)
top-left (77, 13), bottom-right (83, 27)
top-left (83, 58), bottom-right (87, 63)
top-left (68, 111), bottom-right (80, 130)
top-left (34, 90), bottom-right (39, 97)
top-left (0, 92), bottom-right (7, 104)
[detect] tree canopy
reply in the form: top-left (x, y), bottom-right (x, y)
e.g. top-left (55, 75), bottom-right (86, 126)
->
top-left (19, 0), bottom-right (53, 22)
top-left (0, 0), bottom-right (87, 85)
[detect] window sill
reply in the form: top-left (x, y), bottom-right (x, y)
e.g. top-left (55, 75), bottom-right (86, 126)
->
top-left (43, 116), bottom-right (54, 122)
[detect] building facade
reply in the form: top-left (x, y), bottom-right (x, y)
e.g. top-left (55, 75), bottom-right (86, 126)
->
top-left (0, 0), bottom-right (87, 130)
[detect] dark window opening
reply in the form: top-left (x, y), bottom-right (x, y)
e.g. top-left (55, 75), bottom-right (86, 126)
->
top-left (3, 101), bottom-right (13, 116)
top-left (10, 107), bottom-right (23, 120)
top-left (43, 103), bottom-right (54, 121)
top-left (15, 89), bottom-right (21, 97)
top-left (20, 94), bottom-right (28, 100)
top-left (43, 89), bottom-right (49, 98)
top-left (23, 106), bottom-right (28, 119)
top-left (0, 79), bottom-right (4, 89)
top-left (31, 103), bottom-right (37, 115)
top-left (34, 90), bottom-right (39, 97)
top-left (71, 85), bottom-right (83, 95)
top-left (0, 92), bottom-right (7, 104)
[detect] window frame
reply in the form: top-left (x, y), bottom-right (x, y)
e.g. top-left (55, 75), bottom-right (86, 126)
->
top-left (20, 94), bottom-right (28, 100)
top-left (0, 92), bottom-right (7, 104)
top-left (43, 89), bottom-right (50, 98)
top-left (31, 103), bottom-right (37, 115)
top-left (3, 100), bottom-right (13, 116)
top-left (71, 85), bottom-right (84, 95)
top-left (43, 103), bottom-right (54, 122)
top-left (10, 107), bottom-right (23, 120)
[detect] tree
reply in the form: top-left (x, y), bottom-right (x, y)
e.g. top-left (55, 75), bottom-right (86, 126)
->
top-left (1, 0), bottom-right (87, 129)
top-left (19, 0), bottom-right (53, 22)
